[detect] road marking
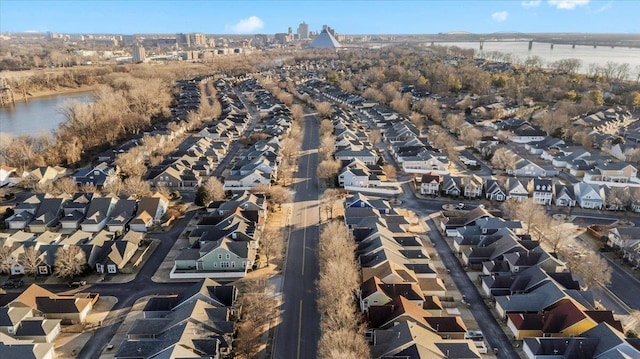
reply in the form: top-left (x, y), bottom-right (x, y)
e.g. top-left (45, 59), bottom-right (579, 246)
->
top-left (301, 208), bottom-right (307, 276)
top-left (297, 299), bottom-right (303, 359)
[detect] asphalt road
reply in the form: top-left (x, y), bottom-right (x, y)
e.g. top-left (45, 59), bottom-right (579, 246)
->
top-left (600, 255), bottom-right (640, 311)
top-left (424, 218), bottom-right (520, 359)
top-left (272, 112), bottom-right (321, 359)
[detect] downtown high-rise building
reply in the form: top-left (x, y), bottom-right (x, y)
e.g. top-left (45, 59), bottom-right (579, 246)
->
top-left (132, 44), bottom-right (146, 63)
top-left (297, 22), bottom-right (309, 40)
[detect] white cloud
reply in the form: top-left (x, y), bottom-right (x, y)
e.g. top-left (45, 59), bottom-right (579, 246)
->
top-left (594, 1), bottom-right (612, 13)
top-left (225, 16), bottom-right (264, 34)
top-left (547, 0), bottom-right (590, 10)
top-left (521, 0), bottom-right (542, 7)
top-left (492, 11), bottom-right (509, 22)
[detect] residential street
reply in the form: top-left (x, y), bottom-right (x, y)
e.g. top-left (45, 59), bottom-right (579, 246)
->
top-left (47, 211), bottom-right (199, 359)
top-left (424, 218), bottom-right (520, 359)
top-left (272, 112), bottom-right (321, 359)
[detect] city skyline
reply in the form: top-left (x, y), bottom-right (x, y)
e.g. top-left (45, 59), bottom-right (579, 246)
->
top-left (1, 0), bottom-right (639, 35)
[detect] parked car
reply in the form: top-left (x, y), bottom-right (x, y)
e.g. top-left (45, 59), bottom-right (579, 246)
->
top-left (67, 280), bottom-right (87, 288)
top-left (2, 278), bottom-right (24, 288)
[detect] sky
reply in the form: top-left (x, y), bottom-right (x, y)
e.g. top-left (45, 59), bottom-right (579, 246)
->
top-left (1, 0), bottom-right (639, 35)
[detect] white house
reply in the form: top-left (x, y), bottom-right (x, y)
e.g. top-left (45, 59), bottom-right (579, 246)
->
top-left (574, 183), bottom-right (605, 209)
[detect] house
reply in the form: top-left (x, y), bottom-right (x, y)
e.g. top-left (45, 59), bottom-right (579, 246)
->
top-left (0, 165), bottom-right (17, 187)
top-left (509, 158), bottom-right (552, 177)
top-left (400, 151), bottom-right (449, 175)
top-left (494, 281), bottom-right (595, 319)
top-left (440, 207), bottom-right (493, 235)
top-left (607, 227), bottom-right (640, 264)
top-left (105, 199), bottom-right (137, 232)
top-left (59, 193), bottom-right (93, 230)
top-left (27, 198), bottom-right (65, 233)
top-left (223, 169), bottom-right (272, 191)
top-left (0, 338), bottom-right (55, 359)
top-left (80, 196), bottom-right (117, 232)
top-left (441, 175), bottom-right (462, 197)
top-left (522, 322), bottom-right (639, 359)
top-left (507, 300), bottom-right (618, 339)
top-left (334, 148), bottom-right (378, 165)
top-left (485, 178), bottom-right (506, 202)
top-left (506, 178), bottom-right (529, 201)
top-left (419, 173), bottom-right (441, 196)
top-left (574, 183), bottom-right (605, 209)
top-left (71, 162), bottom-right (116, 188)
top-left (95, 231), bottom-right (143, 274)
top-left (339, 166), bottom-right (371, 187)
top-left (5, 194), bottom-right (44, 230)
top-left (11, 284), bottom-right (96, 323)
top-left (370, 321), bottom-right (481, 359)
top-left (35, 296), bottom-right (95, 324)
top-left (359, 276), bottom-right (424, 312)
top-left (554, 183), bottom-right (577, 207)
top-left (115, 292), bottom-right (234, 359)
top-left (344, 193), bottom-right (391, 214)
top-left (21, 166), bottom-right (67, 188)
top-left (463, 175), bottom-right (483, 199)
top-left (11, 318), bottom-right (61, 344)
top-left (172, 237), bottom-right (256, 279)
top-left (584, 161), bottom-right (639, 186)
top-left (529, 178), bottom-right (553, 205)
top-left (129, 193), bottom-right (169, 232)
top-left (366, 295), bottom-right (468, 339)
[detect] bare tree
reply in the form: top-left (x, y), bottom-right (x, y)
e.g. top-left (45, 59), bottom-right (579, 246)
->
top-left (315, 102), bottom-right (334, 118)
top-left (115, 151), bottom-right (146, 178)
top-left (542, 218), bottom-right (570, 253)
top-left (290, 104), bottom-right (304, 122)
top-left (235, 278), bottom-right (280, 359)
top-left (318, 328), bottom-right (370, 359)
top-left (122, 177), bottom-right (152, 199)
top-left (382, 164), bottom-right (397, 181)
top-left (20, 246), bottom-right (43, 278)
top-left (564, 249), bottom-right (612, 289)
top-left (368, 129), bottom-right (382, 144)
top-left (319, 135), bottom-right (336, 161)
top-left (204, 177), bottom-right (226, 201)
top-left (319, 119), bottom-right (334, 137)
top-left (320, 189), bottom-right (343, 220)
top-left (444, 113), bottom-right (465, 133)
top-left (502, 198), bottom-right (546, 235)
top-left (265, 185), bottom-right (291, 210)
top-left (51, 177), bottom-right (79, 195)
top-left (459, 127), bottom-right (482, 146)
top-left (53, 245), bottom-right (87, 279)
top-left (316, 220), bottom-right (364, 357)
top-left (318, 159), bottom-right (342, 185)
top-left (416, 98), bottom-right (441, 124)
top-left (260, 227), bottom-right (284, 267)
top-left (0, 246), bottom-right (11, 274)
top-left (491, 148), bottom-right (516, 170)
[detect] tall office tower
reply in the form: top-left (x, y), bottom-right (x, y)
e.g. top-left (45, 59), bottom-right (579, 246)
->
top-left (177, 33), bottom-right (191, 48)
top-left (132, 44), bottom-right (146, 63)
top-left (191, 32), bottom-right (207, 46)
top-left (297, 22), bottom-right (309, 40)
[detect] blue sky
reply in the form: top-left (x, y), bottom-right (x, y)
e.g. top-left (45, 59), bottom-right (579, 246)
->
top-left (1, 0), bottom-right (638, 34)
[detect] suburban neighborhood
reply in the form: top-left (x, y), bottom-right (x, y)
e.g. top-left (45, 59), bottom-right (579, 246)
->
top-left (2, 17), bottom-right (640, 359)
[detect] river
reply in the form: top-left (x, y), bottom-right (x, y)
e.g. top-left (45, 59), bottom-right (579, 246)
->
top-left (439, 41), bottom-right (640, 79)
top-left (0, 91), bottom-right (93, 137)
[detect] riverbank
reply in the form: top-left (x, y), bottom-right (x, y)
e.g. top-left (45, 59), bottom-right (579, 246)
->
top-left (17, 85), bottom-right (98, 102)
